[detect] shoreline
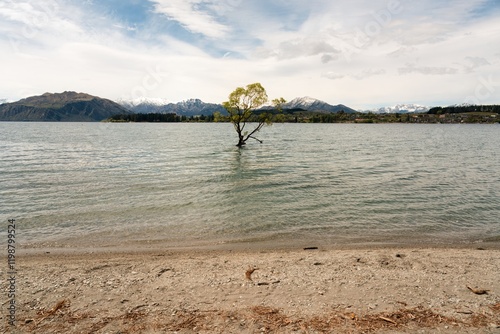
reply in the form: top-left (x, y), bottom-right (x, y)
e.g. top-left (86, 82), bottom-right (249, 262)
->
top-left (7, 243), bottom-right (500, 333)
top-left (18, 234), bottom-right (500, 256)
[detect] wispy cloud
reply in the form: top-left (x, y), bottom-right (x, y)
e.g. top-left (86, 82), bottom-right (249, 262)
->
top-left (322, 71), bottom-right (344, 80)
top-left (151, 0), bottom-right (229, 39)
top-left (398, 64), bottom-right (459, 76)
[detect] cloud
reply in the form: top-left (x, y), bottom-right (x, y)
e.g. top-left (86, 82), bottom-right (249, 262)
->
top-left (398, 64), bottom-right (459, 75)
top-left (322, 68), bottom-right (386, 81)
top-left (463, 56), bottom-right (491, 72)
top-left (265, 38), bottom-right (341, 60)
top-left (1, 0), bottom-right (499, 109)
top-left (353, 68), bottom-right (386, 79)
top-left (388, 46), bottom-right (418, 58)
top-left (322, 72), bottom-right (344, 80)
top-left (151, 0), bottom-right (229, 39)
top-left (321, 54), bottom-right (338, 64)
top-left (0, 1), bottom-right (82, 48)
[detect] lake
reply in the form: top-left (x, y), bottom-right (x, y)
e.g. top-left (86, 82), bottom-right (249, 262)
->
top-left (1, 122), bottom-right (499, 248)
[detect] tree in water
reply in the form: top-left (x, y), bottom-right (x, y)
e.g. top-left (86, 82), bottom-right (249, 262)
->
top-left (223, 83), bottom-right (285, 147)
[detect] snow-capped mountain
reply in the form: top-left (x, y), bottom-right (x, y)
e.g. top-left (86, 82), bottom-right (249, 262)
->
top-left (163, 99), bottom-right (224, 115)
top-left (118, 97), bottom-right (170, 107)
top-left (283, 96), bottom-right (356, 113)
top-left (367, 104), bottom-right (429, 114)
top-left (117, 98), bottom-right (224, 116)
top-left (285, 96), bottom-right (322, 108)
top-left (116, 97), bottom-right (171, 113)
top-left (117, 96), bottom-right (357, 115)
top-left (450, 102), bottom-right (475, 107)
top-left (0, 98), bottom-right (7, 105)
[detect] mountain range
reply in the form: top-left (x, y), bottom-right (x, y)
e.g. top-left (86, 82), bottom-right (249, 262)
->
top-left (365, 104), bottom-right (429, 114)
top-left (117, 96), bottom-right (358, 115)
top-left (0, 91), bottom-right (430, 122)
top-left (117, 98), bottom-right (225, 116)
top-left (0, 92), bottom-right (130, 121)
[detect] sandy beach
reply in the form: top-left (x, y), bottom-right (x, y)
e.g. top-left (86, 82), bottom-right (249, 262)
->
top-left (2, 242), bottom-right (498, 334)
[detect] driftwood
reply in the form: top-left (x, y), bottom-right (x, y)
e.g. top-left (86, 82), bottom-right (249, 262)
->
top-left (245, 267), bottom-right (258, 281)
top-left (467, 285), bottom-right (489, 295)
top-left (379, 316), bottom-right (397, 324)
top-left (35, 299), bottom-right (69, 326)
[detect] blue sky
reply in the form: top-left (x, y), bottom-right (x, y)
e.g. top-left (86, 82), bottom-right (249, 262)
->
top-left (1, 0), bottom-right (499, 109)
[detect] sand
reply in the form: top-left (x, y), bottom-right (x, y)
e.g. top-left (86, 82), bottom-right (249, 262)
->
top-left (3, 244), bottom-right (500, 333)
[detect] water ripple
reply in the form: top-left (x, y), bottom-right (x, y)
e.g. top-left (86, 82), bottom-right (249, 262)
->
top-left (1, 122), bottom-right (499, 245)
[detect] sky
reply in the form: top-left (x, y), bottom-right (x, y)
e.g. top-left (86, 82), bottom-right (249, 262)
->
top-left (1, 0), bottom-right (499, 110)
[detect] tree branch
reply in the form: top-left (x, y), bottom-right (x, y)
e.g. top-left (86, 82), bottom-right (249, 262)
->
top-left (243, 120), bottom-right (266, 143)
top-left (248, 135), bottom-right (263, 143)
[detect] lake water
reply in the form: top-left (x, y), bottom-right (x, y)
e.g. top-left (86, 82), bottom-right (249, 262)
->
top-left (1, 122), bottom-right (499, 248)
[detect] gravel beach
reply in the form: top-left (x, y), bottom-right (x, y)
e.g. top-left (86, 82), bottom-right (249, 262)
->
top-left (3, 244), bottom-right (499, 333)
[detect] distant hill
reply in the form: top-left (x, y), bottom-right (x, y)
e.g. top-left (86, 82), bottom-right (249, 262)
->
top-left (428, 104), bottom-right (500, 114)
top-left (0, 92), bottom-right (131, 121)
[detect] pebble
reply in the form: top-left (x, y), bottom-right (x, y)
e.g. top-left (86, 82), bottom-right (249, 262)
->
top-left (15, 248), bottom-right (500, 333)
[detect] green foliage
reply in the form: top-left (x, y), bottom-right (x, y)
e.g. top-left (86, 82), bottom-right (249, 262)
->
top-left (107, 113), bottom-right (216, 122)
top-left (223, 83), bottom-right (284, 147)
top-left (272, 97), bottom-right (286, 111)
top-left (213, 111), bottom-right (226, 122)
top-left (108, 113), bottom-right (181, 122)
top-left (428, 105), bottom-right (500, 114)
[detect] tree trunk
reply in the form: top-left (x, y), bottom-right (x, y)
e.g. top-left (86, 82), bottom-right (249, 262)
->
top-left (236, 129), bottom-right (246, 147)
top-left (236, 136), bottom-right (246, 147)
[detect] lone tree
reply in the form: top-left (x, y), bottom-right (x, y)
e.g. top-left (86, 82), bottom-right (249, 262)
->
top-left (223, 83), bottom-right (284, 147)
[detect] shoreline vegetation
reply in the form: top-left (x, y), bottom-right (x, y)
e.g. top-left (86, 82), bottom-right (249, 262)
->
top-left (106, 104), bottom-right (500, 124)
